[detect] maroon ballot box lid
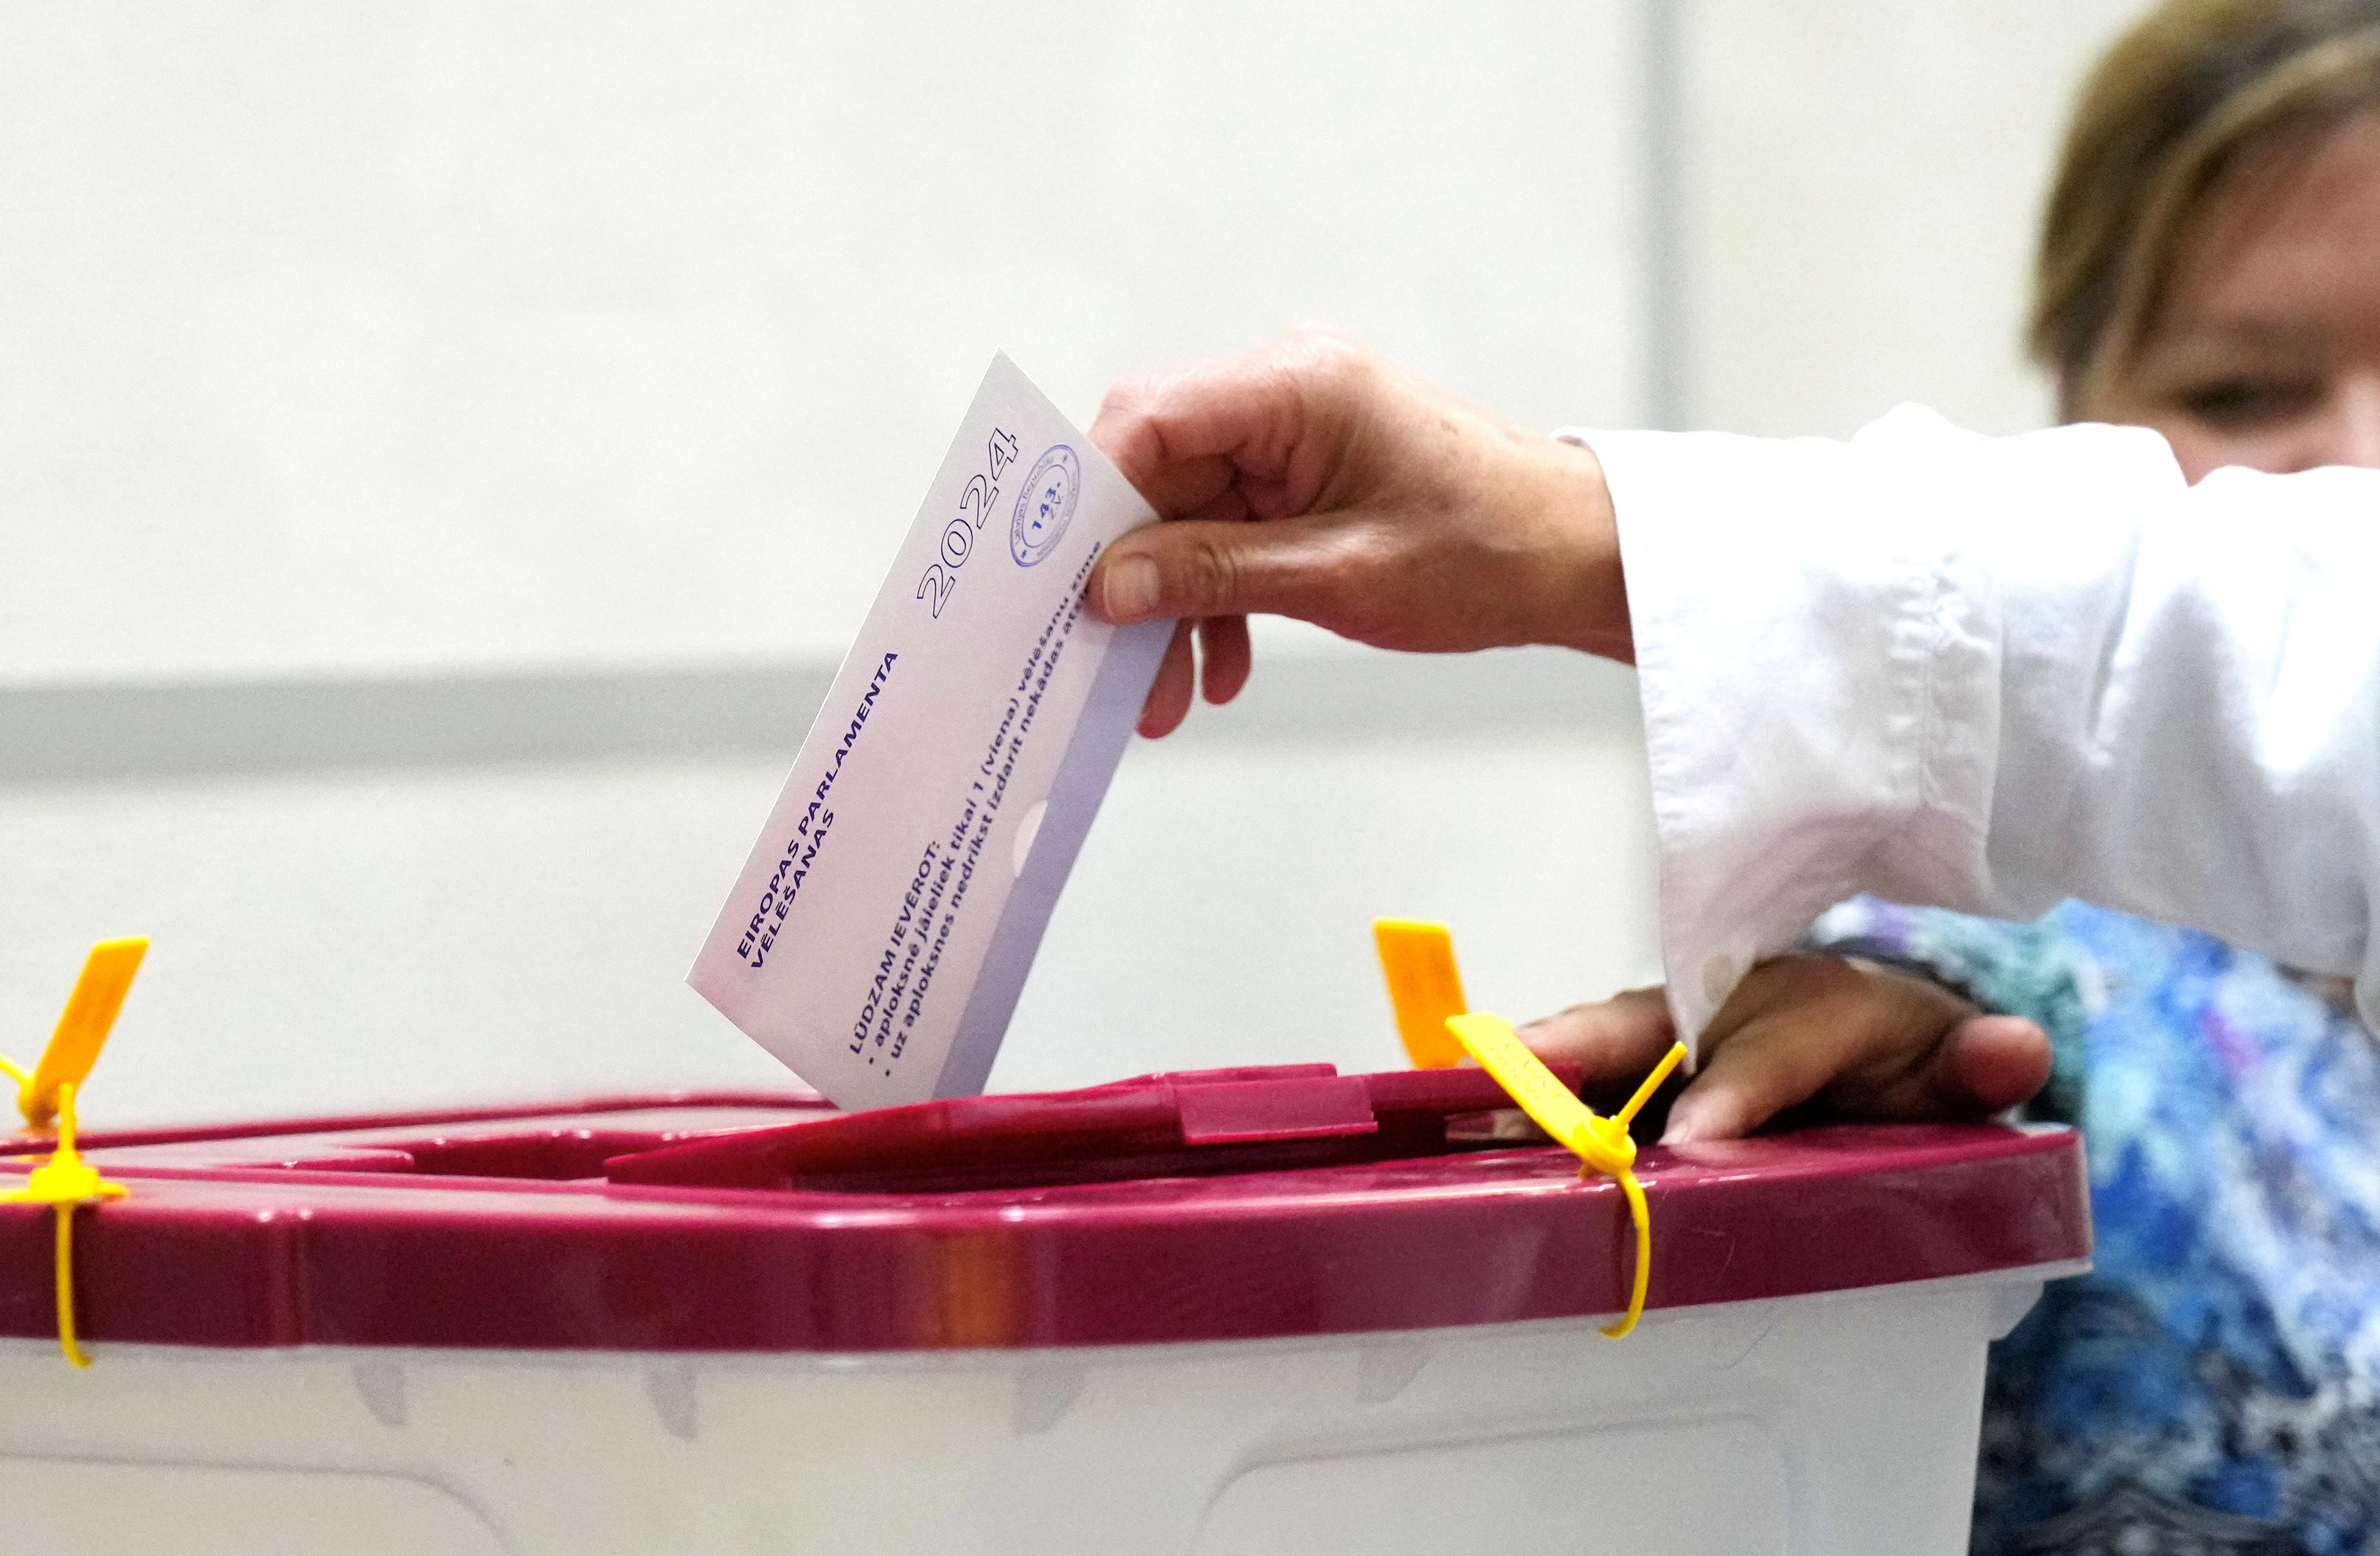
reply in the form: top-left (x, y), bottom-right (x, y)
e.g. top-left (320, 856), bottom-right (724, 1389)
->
top-left (0, 1065), bottom-right (2090, 1354)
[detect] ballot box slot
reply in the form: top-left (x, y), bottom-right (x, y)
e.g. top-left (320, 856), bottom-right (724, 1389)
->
top-left (44, 1106), bottom-right (836, 1184)
top-left (383, 1129), bottom-right (703, 1180)
top-left (96, 1129), bottom-right (716, 1181)
top-left (603, 1062), bottom-right (1594, 1194)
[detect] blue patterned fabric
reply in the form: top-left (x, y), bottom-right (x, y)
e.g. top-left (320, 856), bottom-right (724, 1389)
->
top-left (1809, 898), bottom-right (2380, 1555)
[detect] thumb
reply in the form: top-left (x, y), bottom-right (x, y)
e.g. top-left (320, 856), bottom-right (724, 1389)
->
top-left (1089, 515), bottom-right (1359, 628)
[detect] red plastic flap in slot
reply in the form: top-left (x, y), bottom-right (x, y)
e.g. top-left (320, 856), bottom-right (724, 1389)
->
top-left (1362, 1066), bottom-right (1540, 1115)
top-left (1175, 1076), bottom-right (1374, 1145)
top-left (605, 1062), bottom-right (1569, 1190)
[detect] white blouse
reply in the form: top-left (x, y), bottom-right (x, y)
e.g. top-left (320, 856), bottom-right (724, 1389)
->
top-left (1564, 408), bottom-right (2380, 1053)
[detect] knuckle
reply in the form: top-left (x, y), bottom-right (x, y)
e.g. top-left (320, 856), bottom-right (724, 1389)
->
top-left (1174, 532), bottom-right (1244, 615)
top-left (1276, 324), bottom-right (1372, 388)
top-left (1096, 370), bottom-right (1163, 427)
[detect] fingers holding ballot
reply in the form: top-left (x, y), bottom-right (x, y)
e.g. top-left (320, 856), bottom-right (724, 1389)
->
top-left (1083, 329), bottom-right (1634, 736)
top-left (1517, 959), bottom-right (2055, 1144)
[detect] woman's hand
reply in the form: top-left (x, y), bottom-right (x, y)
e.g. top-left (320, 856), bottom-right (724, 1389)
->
top-left (1521, 954), bottom-right (2055, 1143)
top-left (1086, 329), bottom-right (1631, 735)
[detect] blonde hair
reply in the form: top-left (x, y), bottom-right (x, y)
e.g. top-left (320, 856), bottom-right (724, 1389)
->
top-left (2032, 0), bottom-right (2380, 413)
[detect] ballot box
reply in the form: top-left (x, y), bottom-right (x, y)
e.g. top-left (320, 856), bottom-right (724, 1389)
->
top-left (0, 1064), bottom-right (2089, 1556)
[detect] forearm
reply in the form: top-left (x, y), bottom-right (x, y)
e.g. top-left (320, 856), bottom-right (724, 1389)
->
top-left (1581, 407), bottom-right (2380, 1043)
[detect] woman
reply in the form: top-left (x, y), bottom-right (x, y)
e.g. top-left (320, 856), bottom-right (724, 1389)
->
top-left (1804, 5), bottom-right (2380, 1547)
top-left (1158, 2), bottom-right (2380, 1546)
top-left (1510, 3), bottom-right (2380, 1547)
top-left (1074, 1), bottom-right (2380, 1547)
top-left (1084, 4), bottom-right (2380, 1549)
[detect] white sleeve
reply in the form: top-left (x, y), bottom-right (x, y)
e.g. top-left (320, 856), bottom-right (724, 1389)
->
top-left (1560, 406), bottom-right (2380, 1052)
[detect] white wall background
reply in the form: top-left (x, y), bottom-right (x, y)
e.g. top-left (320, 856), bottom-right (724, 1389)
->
top-left (0, 1), bottom-right (2143, 1125)
top-left (0, 0), bottom-right (1643, 679)
top-left (1684, 0), bottom-right (2144, 435)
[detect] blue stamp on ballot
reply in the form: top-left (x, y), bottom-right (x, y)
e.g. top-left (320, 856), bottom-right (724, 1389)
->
top-left (1011, 444), bottom-right (1080, 567)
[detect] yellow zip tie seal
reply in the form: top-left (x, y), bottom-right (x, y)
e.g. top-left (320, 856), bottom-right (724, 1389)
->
top-left (1446, 1012), bottom-right (1685, 1338)
top-left (7, 937), bottom-right (146, 1130)
top-left (2, 938), bottom-right (145, 1367)
top-left (1373, 920), bottom-right (1468, 1070)
top-left (3, 1081), bottom-right (127, 1367)
top-left (1373, 918), bottom-right (1686, 1338)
